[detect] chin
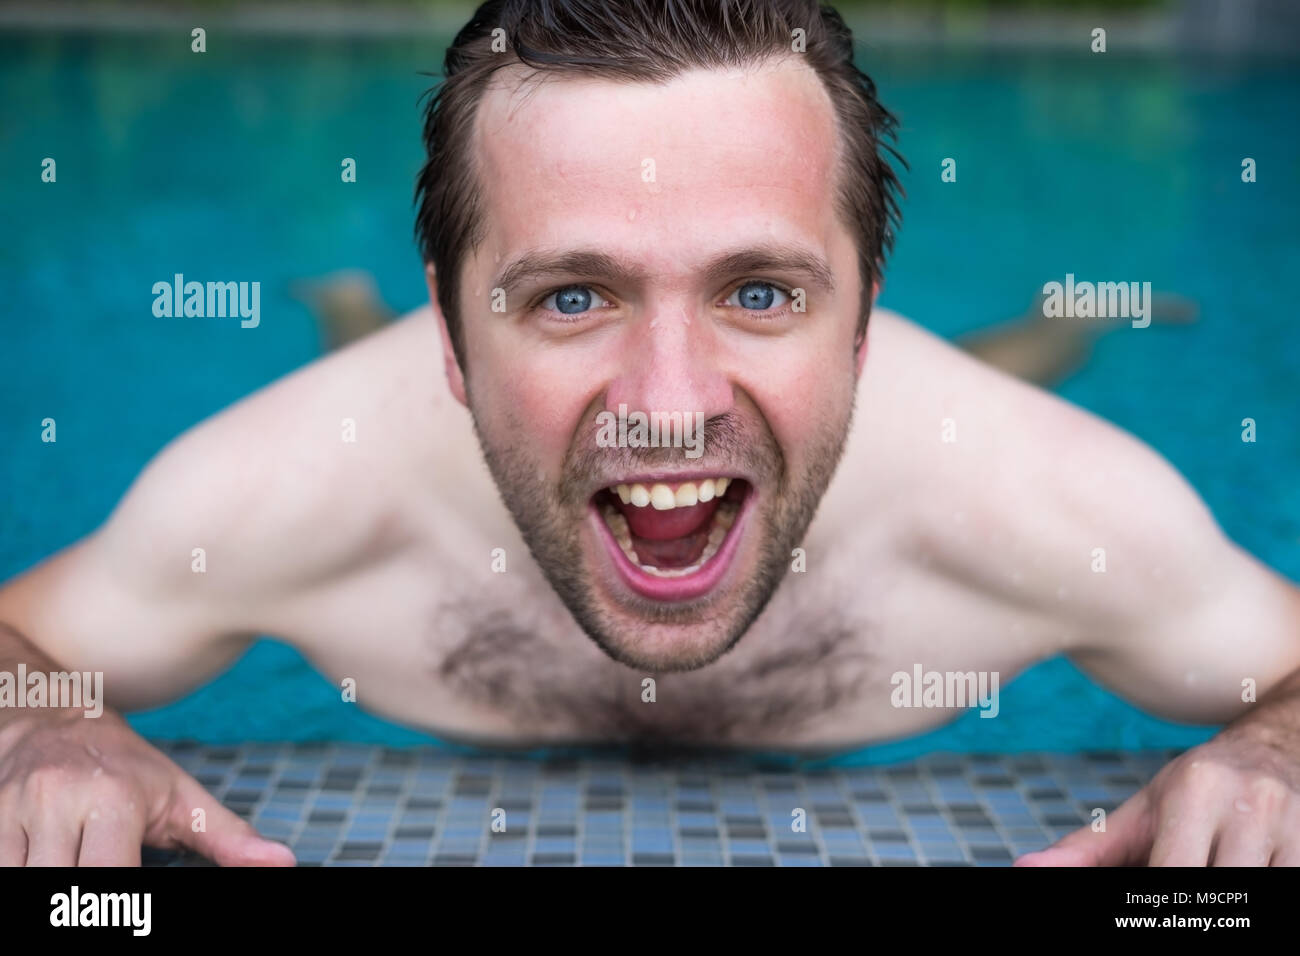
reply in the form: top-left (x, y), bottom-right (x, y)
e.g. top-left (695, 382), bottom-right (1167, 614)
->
top-left (582, 609), bottom-right (749, 672)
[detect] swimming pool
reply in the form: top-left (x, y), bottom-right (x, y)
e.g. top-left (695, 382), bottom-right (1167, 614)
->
top-left (2, 30), bottom-right (1296, 762)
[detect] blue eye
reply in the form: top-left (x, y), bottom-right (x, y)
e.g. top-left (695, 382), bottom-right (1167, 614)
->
top-left (728, 281), bottom-right (789, 311)
top-left (543, 285), bottom-right (608, 315)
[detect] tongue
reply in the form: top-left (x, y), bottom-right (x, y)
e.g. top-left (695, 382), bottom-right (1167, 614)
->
top-left (633, 530), bottom-right (710, 568)
top-left (618, 498), bottom-right (720, 540)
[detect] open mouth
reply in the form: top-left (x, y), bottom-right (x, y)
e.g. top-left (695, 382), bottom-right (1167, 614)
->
top-left (589, 476), bottom-right (753, 601)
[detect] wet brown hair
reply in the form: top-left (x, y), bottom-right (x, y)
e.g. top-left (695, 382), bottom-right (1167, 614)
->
top-left (414, 0), bottom-right (904, 370)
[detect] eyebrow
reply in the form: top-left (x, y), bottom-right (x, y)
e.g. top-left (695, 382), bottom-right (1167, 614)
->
top-left (492, 242), bottom-right (837, 301)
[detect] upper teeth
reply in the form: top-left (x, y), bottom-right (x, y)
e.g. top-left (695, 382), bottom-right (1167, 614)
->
top-left (613, 478), bottom-right (731, 510)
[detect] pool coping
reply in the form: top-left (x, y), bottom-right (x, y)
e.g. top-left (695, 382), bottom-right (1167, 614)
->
top-left (2, 2), bottom-right (1296, 55)
top-left (146, 740), bottom-right (1176, 866)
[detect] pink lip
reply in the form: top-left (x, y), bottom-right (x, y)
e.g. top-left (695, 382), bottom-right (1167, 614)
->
top-left (588, 489), bottom-right (753, 602)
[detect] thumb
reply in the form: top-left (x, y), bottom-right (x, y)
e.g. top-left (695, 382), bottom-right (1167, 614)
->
top-left (165, 776), bottom-right (296, 866)
top-left (1015, 788), bottom-right (1153, 867)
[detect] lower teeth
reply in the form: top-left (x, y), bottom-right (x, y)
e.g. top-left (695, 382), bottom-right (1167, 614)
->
top-left (601, 500), bottom-right (739, 578)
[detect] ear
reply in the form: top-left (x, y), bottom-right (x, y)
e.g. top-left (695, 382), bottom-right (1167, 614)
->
top-left (854, 277), bottom-right (881, 378)
top-left (426, 263), bottom-right (468, 407)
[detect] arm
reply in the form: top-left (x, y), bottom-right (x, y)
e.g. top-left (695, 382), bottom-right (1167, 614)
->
top-left (1017, 430), bottom-right (1300, 866)
top-left (0, 314), bottom-right (437, 866)
top-left (0, 400), bottom-right (291, 708)
top-left (0, 415), bottom-right (306, 867)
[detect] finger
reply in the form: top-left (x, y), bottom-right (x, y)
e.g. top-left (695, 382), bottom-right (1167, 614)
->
top-left (1211, 819), bottom-right (1272, 867)
top-left (166, 777), bottom-right (295, 867)
top-left (1266, 808), bottom-right (1300, 866)
top-left (1269, 844), bottom-right (1300, 866)
top-left (1148, 789), bottom-right (1217, 866)
top-left (0, 824), bottom-right (28, 866)
top-left (1016, 791), bottom-right (1152, 867)
top-left (78, 811), bottom-right (146, 867)
top-left (24, 814), bottom-right (83, 867)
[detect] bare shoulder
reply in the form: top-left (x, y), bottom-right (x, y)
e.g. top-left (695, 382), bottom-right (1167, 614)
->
top-left (860, 312), bottom-right (1300, 724)
top-left (0, 308), bottom-right (484, 703)
top-left (101, 307), bottom-right (480, 604)
top-left (836, 309), bottom-right (1232, 632)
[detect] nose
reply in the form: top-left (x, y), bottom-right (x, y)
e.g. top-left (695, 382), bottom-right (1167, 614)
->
top-left (604, 303), bottom-right (734, 424)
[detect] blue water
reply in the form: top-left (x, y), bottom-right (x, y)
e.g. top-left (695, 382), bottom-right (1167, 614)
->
top-left (2, 32), bottom-right (1297, 761)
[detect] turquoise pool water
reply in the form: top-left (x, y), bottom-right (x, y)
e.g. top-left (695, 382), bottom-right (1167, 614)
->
top-left (2, 32), bottom-right (1297, 761)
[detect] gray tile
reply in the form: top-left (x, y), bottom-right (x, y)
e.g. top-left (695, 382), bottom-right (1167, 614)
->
top-left (143, 743), bottom-right (1162, 868)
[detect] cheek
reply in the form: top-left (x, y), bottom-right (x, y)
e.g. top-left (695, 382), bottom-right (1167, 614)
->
top-left (744, 335), bottom-right (857, 461)
top-left (473, 348), bottom-right (594, 467)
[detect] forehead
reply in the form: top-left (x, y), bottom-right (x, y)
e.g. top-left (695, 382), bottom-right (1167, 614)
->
top-left (470, 57), bottom-right (844, 275)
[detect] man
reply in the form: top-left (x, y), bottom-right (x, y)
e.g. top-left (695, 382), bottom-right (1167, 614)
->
top-left (0, 0), bottom-right (1296, 867)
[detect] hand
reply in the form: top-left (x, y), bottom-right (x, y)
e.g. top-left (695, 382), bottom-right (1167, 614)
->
top-left (0, 706), bottom-right (295, 866)
top-left (1015, 726), bottom-right (1300, 866)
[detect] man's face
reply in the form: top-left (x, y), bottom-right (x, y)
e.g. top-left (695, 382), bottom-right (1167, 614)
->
top-left (442, 57), bottom-right (865, 672)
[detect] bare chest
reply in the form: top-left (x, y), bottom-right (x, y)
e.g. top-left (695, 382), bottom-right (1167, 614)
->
top-left (421, 587), bottom-right (883, 747)
top-left (301, 530), bottom-right (1039, 750)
